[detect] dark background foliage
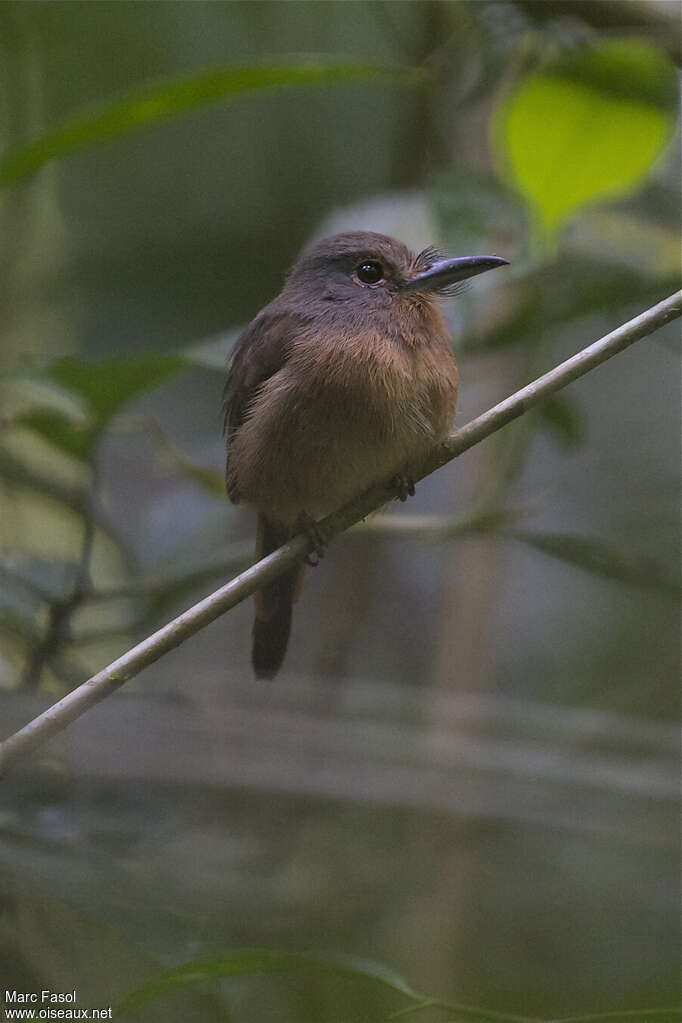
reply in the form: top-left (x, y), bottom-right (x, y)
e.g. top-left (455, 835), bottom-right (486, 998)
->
top-left (0, 2), bottom-right (680, 1020)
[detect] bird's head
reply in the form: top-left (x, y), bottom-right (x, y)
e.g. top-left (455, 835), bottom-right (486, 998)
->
top-left (283, 231), bottom-right (508, 312)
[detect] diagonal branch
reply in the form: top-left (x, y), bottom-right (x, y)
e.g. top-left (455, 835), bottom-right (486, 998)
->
top-left (1, 290), bottom-right (680, 777)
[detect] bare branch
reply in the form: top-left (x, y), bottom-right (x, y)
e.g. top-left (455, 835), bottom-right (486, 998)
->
top-left (1, 290), bottom-right (680, 777)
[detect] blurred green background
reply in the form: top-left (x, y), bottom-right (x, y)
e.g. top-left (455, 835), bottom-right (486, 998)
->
top-left (0, 2), bottom-right (680, 1020)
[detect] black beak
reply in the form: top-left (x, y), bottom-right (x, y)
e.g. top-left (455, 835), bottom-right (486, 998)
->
top-left (401, 255), bottom-right (509, 294)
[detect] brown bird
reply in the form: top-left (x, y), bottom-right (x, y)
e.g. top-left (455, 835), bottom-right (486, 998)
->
top-left (224, 231), bottom-right (507, 678)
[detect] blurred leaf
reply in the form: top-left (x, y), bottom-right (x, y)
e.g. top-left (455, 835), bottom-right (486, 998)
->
top-left (120, 948), bottom-right (421, 1014)
top-left (548, 1013), bottom-right (682, 1023)
top-left (0, 622), bottom-right (35, 685)
top-left (49, 355), bottom-right (184, 430)
top-left (575, 209), bottom-right (682, 279)
top-left (0, 553), bottom-right (75, 603)
top-left (1, 421), bottom-right (90, 491)
top-left (1, 899), bottom-right (223, 1023)
top-left (511, 531), bottom-right (681, 598)
top-left (536, 394), bottom-right (584, 449)
top-left (22, 355), bottom-right (182, 458)
top-left (495, 39), bottom-right (677, 241)
top-left (464, 258), bottom-right (680, 352)
top-left (86, 541), bottom-right (251, 629)
top-left (0, 585), bottom-right (42, 637)
top-left (136, 418), bottom-right (224, 496)
top-left (0, 375), bottom-right (90, 430)
top-left (433, 169), bottom-right (526, 255)
top-left (0, 61), bottom-right (423, 186)
top-left (0, 469), bottom-right (130, 593)
top-left (183, 329), bottom-right (242, 371)
top-left (19, 412), bottom-right (92, 461)
top-left (166, 459), bottom-right (224, 498)
top-left (0, 446), bottom-right (89, 519)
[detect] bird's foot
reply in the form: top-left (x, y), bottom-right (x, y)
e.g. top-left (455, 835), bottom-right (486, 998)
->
top-left (297, 512), bottom-right (328, 566)
top-left (390, 473), bottom-right (416, 503)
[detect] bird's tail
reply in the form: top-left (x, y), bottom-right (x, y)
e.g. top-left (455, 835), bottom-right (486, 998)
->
top-left (252, 515), bottom-right (302, 678)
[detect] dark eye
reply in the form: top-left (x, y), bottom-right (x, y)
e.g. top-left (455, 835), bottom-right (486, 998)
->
top-left (356, 261), bottom-right (384, 285)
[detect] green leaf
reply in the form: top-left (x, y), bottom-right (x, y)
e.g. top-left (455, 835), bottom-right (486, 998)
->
top-left (0, 61), bottom-right (422, 187)
top-left (119, 948), bottom-right (421, 1014)
top-left (50, 355), bottom-right (184, 428)
top-left (17, 410), bottom-right (93, 461)
top-left (511, 531), bottom-right (681, 598)
top-left (495, 40), bottom-right (677, 242)
top-left (22, 355), bottom-right (182, 459)
top-left (0, 374), bottom-right (89, 429)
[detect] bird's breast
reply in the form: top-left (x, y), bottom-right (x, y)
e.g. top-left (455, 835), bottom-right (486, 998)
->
top-left (231, 324), bottom-right (458, 525)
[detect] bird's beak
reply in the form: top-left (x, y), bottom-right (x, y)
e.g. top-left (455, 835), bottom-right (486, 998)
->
top-left (401, 255), bottom-right (509, 293)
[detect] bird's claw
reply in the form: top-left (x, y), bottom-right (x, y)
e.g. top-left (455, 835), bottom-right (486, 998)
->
top-left (390, 473), bottom-right (416, 503)
top-left (297, 512), bottom-right (327, 566)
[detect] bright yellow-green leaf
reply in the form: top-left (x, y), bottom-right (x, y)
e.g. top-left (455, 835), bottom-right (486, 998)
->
top-left (495, 40), bottom-right (677, 243)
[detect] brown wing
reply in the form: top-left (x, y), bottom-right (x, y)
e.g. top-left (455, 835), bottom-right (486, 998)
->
top-left (223, 303), bottom-right (298, 502)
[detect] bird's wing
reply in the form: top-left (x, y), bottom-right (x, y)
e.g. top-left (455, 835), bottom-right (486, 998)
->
top-left (223, 305), bottom-right (297, 501)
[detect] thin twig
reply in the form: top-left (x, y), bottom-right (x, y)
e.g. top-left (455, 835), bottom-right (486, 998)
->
top-left (1, 290), bottom-right (679, 776)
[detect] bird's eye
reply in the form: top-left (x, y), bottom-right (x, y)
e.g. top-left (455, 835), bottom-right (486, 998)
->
top-left (355, 261), bottom-right (384, 286)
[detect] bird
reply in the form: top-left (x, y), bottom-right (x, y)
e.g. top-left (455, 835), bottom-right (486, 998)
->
top-left (224, 231), bottom-right (508, 678)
